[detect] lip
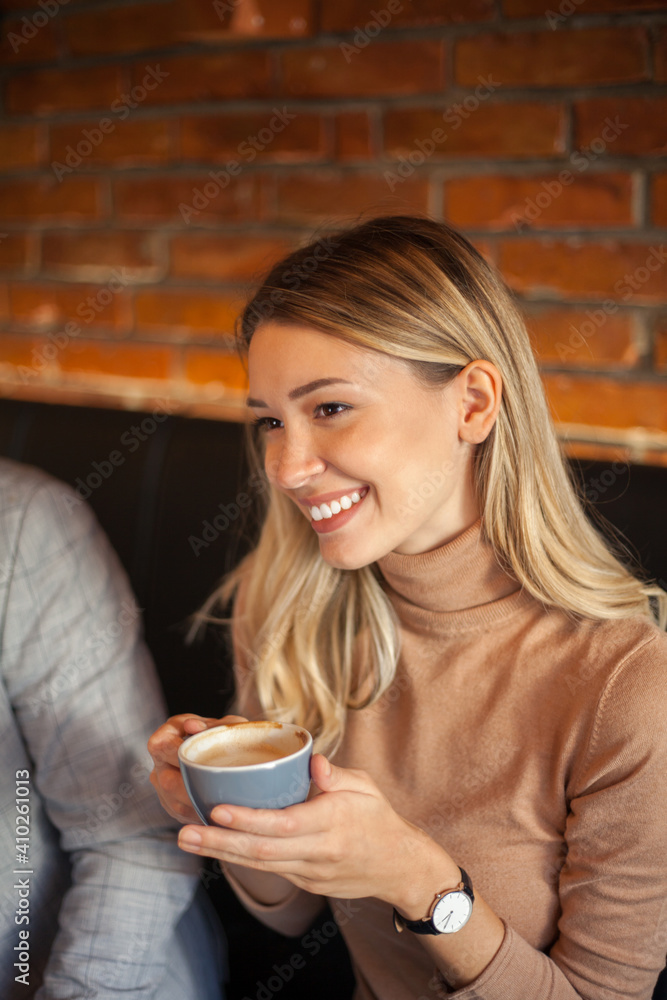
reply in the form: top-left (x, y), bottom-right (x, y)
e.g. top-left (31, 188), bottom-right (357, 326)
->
top-left (298, 486), bottom-right (369, 508)
top-left (309, 489), bottom-right (368, 534)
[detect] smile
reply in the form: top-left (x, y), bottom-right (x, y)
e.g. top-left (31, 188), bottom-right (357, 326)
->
top-left (309, 488), bottom-right (368, 522)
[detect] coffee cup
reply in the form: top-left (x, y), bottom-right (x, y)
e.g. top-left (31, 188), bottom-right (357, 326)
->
top-left (178, 721), bottom-right (313, 824)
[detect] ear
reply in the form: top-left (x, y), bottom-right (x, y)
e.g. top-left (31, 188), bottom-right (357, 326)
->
top-left (457, 360), bottom-right (502, 445)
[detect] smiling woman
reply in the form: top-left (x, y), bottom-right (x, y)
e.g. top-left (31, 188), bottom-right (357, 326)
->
top-left (149, 215), bottom-right (667, 1000)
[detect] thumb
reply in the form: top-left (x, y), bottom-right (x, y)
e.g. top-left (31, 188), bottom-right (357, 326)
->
top-left (310, 753), bottom-right (334, 791)
top-left (310, 754), bottom-right (373, 795)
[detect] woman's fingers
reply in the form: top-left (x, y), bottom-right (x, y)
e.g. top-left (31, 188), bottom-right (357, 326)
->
top-left (148, 713), bottom-right (248, 823)
top-left (149, 713), bottom-right (248, 766)
top-left (150, 765), bottom-right (200, 823)
top-left (178, 822), bottom-right (324, 872)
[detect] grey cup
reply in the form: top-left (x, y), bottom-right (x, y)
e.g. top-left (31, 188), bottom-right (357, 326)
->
top-left (178, 721), bottom-right (313, 824)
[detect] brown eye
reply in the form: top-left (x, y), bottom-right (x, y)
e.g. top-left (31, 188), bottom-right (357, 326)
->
top-left (253, 416), bottom-right (282, 432)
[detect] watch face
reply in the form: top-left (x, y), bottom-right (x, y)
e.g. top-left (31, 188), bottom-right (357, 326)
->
top-left (432, 890), bottom-right (473, 934)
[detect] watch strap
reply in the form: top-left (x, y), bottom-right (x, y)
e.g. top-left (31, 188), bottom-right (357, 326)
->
top-left (393, 867), bottom-right (474, 935)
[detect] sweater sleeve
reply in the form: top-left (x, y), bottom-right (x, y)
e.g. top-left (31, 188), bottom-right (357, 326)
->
top-left (447, 632), bottom-right (667, 1000)
top-left (222, 576), bottom-right (327, 937)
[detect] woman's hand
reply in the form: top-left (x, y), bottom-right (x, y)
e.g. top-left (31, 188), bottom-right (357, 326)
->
top-left (177, 754), bottom-right (459, 913)
top-left (148, 713), bottom-right (248, 824)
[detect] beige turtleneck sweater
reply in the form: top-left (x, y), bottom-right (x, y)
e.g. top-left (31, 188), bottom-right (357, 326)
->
top-left (228, 522), bottom-right (667, 999)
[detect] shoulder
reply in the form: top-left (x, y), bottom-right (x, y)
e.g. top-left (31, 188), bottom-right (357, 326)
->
top-left (564, 615), bottom-right (667, 789)
top-left (590, 616), bottom-right (667, 743)
top-left (0, 457), bottom-right (122, 597)
top-left (0, 456), bottom-right (97, 547)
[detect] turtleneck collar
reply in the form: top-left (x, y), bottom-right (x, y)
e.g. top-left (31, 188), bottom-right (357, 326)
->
top-left (376, 519), bottom-right (533, 633)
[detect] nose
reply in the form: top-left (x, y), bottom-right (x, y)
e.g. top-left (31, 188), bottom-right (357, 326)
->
top-left (265, 430), bottom-right (325, 492)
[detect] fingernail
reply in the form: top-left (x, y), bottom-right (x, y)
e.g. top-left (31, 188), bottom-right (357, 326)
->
top-left (179, 829), bottom-right (202, 851)
top-left (212, 807), bottom-right (233, 825)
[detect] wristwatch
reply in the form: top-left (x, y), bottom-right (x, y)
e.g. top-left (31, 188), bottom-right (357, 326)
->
top-left (393, 867), bottom-right (474, 935)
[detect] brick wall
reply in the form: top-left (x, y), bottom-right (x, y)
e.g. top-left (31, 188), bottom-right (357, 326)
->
top-left (1, 0), bottom-right (666, 464)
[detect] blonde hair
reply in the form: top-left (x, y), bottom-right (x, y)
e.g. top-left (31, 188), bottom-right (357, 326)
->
top-left (206, 215), bottom-right (666, 754)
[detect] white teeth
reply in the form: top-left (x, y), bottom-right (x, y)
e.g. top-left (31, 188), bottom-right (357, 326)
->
top-left (309, 488), bottom-right (366, 522)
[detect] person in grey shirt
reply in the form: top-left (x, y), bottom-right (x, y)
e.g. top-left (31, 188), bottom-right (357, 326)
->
top-left (0, 457), bottom-right (226, 999)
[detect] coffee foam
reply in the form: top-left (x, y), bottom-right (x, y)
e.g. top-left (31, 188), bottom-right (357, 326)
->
top-left (182, 722), bottom-right (307, 768)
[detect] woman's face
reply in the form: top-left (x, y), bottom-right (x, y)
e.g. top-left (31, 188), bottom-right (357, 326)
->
top-left (247, 322), bottom-right (482, 570)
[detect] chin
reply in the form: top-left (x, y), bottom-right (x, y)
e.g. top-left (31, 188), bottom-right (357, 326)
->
top-left (317, 536), bottom-right (389, 572)
top-left (317, 541), bottom-right (368, 572)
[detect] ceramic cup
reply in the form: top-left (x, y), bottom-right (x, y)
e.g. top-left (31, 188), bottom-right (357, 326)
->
top-left (178, 721), bottom-right (313, 824)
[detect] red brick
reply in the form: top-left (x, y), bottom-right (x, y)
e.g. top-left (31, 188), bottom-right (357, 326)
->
top-left (169, 233), bottom-right (293, 281)
top-left (653, 174), bottom-right (667, 228)
top-left (656, 27), bottom-right (667, 83)
top-left (655, 322), bottom-right (667, 371)
top-left (0, 178), bottom-right (102, 221)
top-left (270, 171), bottom-right (430, 223)
top-left (322, 0), bottom-right (494, 29)
top-left (9, 281), bottom-right (131, 332)
top-left (524, 307), bottom-right (638, 367)
top-left (2, 16), bottom-right (59, 64)
top-left (113, 175), bottom-right (259, 224)
top-left (64, 2), bottom-right (184, 56)
top-left (129, 51), bottom-right (272, 105)
top-left (384, 102), bottom-right (565, 159)
top-left (6, 65), bottom-right (124, 115)
top-left (135, 288), bottom-right (244, 338)
top-left (504, 0), bottom-right (667, 14)
top-left (456, 27), bottom-right (647, 87)
top-left (336, 112), bottom-right (373, 160)
top-left (58, 341), bottom-right (172, 380)
top-left (179, 112), bottom-right (325, 163)
top-left (574, 98), bottom-right (667, 156)
top-left (184, 349), bottom-right (248, 391)
top-left (0, 334), bottom-right (42, 373)
top-left (0, 124), bottom-right (43, 171)
top-left (42, 231), bottom-right (164, 282)
top-left (446, 172), bottom-right (634, 230)
top-left (499, 240), bottom-right (667, 304)
top-left (282, 41), bottom-right (444, 98)
top-left (181, 0), bottom-right (312, 39)
top-left (50, 119), bottom-right (172, 169)
top-left (0, 234), bottom-right (32, 271)
top-left (542, 373), bottom-right (667, 434)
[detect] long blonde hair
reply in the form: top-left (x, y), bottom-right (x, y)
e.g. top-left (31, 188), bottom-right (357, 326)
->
top-left (206, 215), bottom-right (666, 754)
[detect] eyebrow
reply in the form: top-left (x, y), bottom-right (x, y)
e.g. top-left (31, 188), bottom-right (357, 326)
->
top-left (246, 378), bottom-right (354, 409)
